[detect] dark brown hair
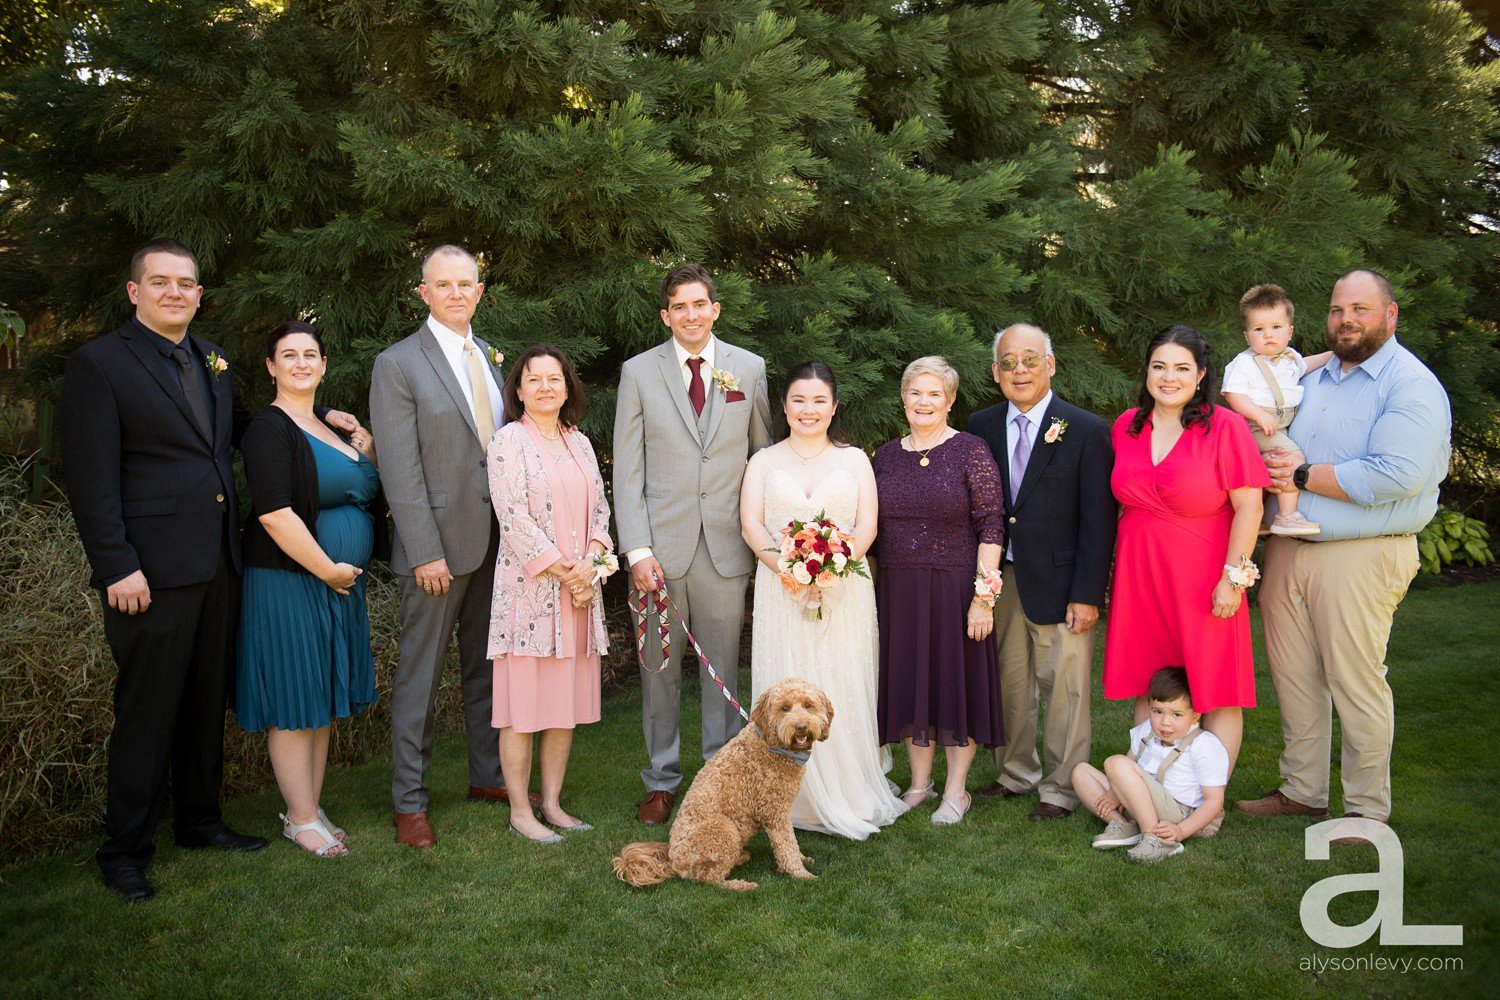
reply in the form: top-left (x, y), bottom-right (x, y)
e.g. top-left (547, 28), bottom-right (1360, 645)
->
top-left (1127, 325), bottom-right (1215, 437)
top-left (130, 238), bottom-right (198, 283)
top-left (1238, 283), bottom-right (1295, 324)
top-left (659, 263), bottom-right (717, 311)
top-left (1147, 666), bottom-right (1193, 705)
top-left (502, 343), bottom-right (586, 428)
top-left (264, 320), bottom-right (324, 359)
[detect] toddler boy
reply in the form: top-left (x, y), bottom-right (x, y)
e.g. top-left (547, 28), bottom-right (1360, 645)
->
top-left (1221, 283), bottom-right (1331, 536)
top-left (1072, 667), bottom-right (1229, 863)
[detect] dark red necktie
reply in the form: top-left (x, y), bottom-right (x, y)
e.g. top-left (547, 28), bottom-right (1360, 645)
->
top-left (687, 356), bottom-right (706, 417)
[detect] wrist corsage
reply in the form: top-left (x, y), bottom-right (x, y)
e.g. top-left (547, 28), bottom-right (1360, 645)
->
top-left (590, 552), bottom-right (619, 586)
top-left (1224, 555), bottom-right (1260, 591)
top-left (973, 567), bottom-right (1004, 608)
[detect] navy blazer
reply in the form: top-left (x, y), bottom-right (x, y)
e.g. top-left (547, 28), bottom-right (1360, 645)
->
top-left (967, 394), bottom-right (1116, 626)
top-left (61, 320), bottom-right (247, 589)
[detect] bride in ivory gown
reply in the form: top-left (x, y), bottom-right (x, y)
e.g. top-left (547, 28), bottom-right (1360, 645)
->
top-left (740, 362), bottom-right (908, 839)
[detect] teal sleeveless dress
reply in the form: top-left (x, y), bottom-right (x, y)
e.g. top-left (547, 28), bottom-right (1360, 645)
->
top-left (235, 433), bottom-right (380, 731)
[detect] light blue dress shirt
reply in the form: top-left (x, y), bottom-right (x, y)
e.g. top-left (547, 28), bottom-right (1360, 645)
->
top-left (1290, 336), bottom-right (1450, 541)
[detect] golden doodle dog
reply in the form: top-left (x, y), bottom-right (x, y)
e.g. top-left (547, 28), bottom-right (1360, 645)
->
top-left (613, 678), bottom-right (834, 891)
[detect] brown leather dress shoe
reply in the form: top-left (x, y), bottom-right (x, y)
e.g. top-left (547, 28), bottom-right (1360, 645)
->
top-left (468, 785), bottom-right (544, 809)
top-left (1234, 789), bottom-right (1329, 818)
top-left (636, 790), bottom-right (674, 825)
top-left (1028, 802), bottom-right (1073, 821)
top-left (394, 811), bottom-right (436, 848)
top-left (975, 781), bottom-right (1027, 799)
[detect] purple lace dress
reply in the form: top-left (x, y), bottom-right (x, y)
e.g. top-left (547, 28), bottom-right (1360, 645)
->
top-left (872, 432), bottom-right (1006, 747)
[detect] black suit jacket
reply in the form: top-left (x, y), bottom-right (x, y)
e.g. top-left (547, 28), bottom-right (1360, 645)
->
top-left (967, 394), bottom-right (1116, 626)
top-left (62, 319), bottom-right (248, 589)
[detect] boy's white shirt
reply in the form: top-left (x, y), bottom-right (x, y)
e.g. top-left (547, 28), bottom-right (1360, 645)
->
top-left (1129, 720), bottom-right (1230, 809)
top-left (1222, 346), bottom-right (1307, 410)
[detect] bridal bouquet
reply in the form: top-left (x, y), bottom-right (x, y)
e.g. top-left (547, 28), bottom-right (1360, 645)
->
top-left (771, 511), bottom-right (869, 620)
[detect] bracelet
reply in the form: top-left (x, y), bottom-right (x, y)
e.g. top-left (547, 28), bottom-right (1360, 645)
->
top-left (1224, 555), bottom-right (1260, 591)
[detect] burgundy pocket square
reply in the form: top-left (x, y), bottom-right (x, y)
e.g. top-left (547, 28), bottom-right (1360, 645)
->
top-left (725, 391), bottom-right (746, 403)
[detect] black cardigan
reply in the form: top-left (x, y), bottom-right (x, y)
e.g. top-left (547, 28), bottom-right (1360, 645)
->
top-left (240, 406), bottom-right (388, 573)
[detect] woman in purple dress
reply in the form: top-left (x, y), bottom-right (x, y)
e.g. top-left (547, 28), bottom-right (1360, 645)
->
top-left (873, 356), bottom-right (1006, 826)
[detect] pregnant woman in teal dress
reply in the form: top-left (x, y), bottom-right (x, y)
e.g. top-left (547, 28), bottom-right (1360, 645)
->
top-left (236, 321), bottom-right (380, 857)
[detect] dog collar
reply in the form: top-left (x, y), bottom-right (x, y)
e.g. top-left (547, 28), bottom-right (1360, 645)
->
top-left (751, 723), bottom-right (811, 767)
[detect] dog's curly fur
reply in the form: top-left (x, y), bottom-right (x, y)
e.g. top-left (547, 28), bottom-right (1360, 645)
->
top-left (612, 678), bottom-right (834, 891)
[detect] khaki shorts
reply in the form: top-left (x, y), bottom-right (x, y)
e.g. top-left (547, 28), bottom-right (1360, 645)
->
top-left (1250, 403), bottom-right (1297, 454)
top-left (1123, 762), bottom-right (1191, 824)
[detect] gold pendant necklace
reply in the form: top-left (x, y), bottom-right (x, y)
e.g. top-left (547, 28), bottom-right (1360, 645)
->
top-left (908, 431), bottom-right (945, 467)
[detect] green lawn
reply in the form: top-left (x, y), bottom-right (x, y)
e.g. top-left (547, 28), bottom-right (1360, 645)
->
top-left (3, 582), bottom-right (1495, 998)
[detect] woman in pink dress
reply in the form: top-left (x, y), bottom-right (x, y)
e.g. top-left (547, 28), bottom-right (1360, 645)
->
top-left (487, 345), bottom-right (613, 844)
top-left (1103, 325), bottom-right (1268, 773)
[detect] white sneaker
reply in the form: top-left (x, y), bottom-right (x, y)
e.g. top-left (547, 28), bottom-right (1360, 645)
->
top-left (1092, 816), bottom-right (1142, 849)
top-left (1127, 833), bottom-right (1185, 863)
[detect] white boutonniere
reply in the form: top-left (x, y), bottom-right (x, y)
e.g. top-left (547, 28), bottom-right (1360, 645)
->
top-left (711, 367), bottom-right (741, 394)
top-left (490, 347), bottom-right (504, 367)
top-left (590, 552), bottom-right (620, 585)
top-left (206, 352), bottom-right (228, 379)
top-left (1044, 417), bottom-right (1068, 444)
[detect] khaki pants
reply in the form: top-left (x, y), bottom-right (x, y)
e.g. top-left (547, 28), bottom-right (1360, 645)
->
top-left (1126, 762), bottom-right (1191, 825)
top-left (1260, 535), bottom-right (1418, 821)
top-left (991, 564), bottom-right (1093, 809)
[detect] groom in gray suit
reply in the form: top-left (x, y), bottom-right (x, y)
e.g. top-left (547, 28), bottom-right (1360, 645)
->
top-left (370, 245), bottom-right (517, 848)
top-left (614, 263), bottom-right (772, 824)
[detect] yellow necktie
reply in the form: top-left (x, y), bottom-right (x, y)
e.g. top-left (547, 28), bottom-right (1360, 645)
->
top-left (463, 341), bottom-right (497, 444)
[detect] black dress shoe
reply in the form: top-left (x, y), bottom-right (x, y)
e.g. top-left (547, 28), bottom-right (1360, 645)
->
top-left (175, 825), bottom-right (269, 852)
top-left (975, 781), bottom-right (1027, 799)
top-left (103, 867), bottom-right (154, 903)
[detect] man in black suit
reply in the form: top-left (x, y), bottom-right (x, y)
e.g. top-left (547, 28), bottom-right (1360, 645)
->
top-left (966, 323), bottom-right (1116, 820)
top-left (61, 239), bottom-right (357, 902)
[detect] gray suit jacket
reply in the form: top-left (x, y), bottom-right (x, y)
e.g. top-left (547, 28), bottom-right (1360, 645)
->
top-left (613, 338), bottom-right (772, 579)
top-left (370, 325), bottom-right (505, 576)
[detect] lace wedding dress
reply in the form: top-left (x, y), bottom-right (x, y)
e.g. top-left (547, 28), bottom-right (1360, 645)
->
top-left (750, 463), bottom-right (908, 839)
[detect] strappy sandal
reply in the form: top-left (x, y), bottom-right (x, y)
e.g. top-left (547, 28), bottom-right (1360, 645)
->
top-left (932, 792), bottom-right (972, 826)
top-left (901, 782), bottom-right (938, 808)
top-left (281, 812), bottom-right (347, 857)
top-left (317, 808), bottom-right (347, 843)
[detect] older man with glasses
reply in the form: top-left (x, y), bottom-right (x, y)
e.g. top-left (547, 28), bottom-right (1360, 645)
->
top-left (966, 323), bottom-right (1117, 819)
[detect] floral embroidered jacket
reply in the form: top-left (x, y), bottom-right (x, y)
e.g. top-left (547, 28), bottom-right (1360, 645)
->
top-left (486, 416), bottom-right (613, 658)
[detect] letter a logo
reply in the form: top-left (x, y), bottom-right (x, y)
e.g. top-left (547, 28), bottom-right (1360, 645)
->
top-left (1300, 819), bottom-right (1463, 947)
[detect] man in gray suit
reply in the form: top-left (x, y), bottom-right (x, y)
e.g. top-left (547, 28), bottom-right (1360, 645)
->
top-left (370, 245), bottom-right (518, 848)
top-left (614, 263), bottom-right (772, 824)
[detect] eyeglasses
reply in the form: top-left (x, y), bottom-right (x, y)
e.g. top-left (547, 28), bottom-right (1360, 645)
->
top-left (995, 355), bottom-right (1046, 372)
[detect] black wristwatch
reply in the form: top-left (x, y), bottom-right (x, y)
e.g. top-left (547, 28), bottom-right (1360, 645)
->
top-left (1293, 463), bottom-right (1312, 490)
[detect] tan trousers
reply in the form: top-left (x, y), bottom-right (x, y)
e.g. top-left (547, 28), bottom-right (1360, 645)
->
top-left (1260, 535), bottom-right (1418, 822)
top-left (991, 564), bottom-right (1093, 809)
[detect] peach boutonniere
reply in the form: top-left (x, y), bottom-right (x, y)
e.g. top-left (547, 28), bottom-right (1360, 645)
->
top-left (711, 367), bottom-right (741, 394)
top-left (206, 352), bottom-right (228, 380)
top-left (1044, 417), bottom-right (1068, 444)
top-left (490, 348), bottom-right (504, 367)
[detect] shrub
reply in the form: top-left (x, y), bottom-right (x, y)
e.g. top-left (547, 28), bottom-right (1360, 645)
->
top-left (1417, 506), bottom-right (1495, 576)
top-left (0, 458), bottom-right (638, 862)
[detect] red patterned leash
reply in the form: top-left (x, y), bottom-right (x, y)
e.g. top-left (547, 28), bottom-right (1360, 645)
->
top-left (630, 580), bottom-right (750, 724)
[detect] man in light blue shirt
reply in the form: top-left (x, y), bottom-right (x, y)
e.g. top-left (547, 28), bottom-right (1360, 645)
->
top-left (1237, 270), bottom-right (1450, 842)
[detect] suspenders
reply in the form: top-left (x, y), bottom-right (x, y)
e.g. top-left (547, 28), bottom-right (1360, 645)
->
top-left (1135, 726), bottom-right (1205, 791)
top-left (1251, 354), bottom-right (1287, 421)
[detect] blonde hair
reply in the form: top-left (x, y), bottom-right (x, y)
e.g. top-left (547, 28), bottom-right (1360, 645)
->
top-left (900, 355), bottom-right (959, 399)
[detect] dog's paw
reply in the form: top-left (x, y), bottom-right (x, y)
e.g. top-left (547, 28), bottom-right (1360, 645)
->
top-left (788, 869), bottom-right (818, 881)
top-left (800, 854), bottom-right (815, 867)
top-left (724, 879), bottom-right (759, 891)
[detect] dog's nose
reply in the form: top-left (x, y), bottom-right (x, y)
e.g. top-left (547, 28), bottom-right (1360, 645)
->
top-left (794, 723), bottom-right (808, 733)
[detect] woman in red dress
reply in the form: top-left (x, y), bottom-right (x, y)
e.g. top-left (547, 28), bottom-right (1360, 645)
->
top-left (1103, 325), bottom-right (1268, 771)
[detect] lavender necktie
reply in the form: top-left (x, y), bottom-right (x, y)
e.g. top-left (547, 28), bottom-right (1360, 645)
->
top-left (1011, 414), bottom-right (1031, 501)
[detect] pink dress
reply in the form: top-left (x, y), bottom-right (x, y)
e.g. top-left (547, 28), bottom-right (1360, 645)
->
top-left (1102, 406), bottom-right (1270, 713)
top-left (492, 430), bottom-right (602, 734)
